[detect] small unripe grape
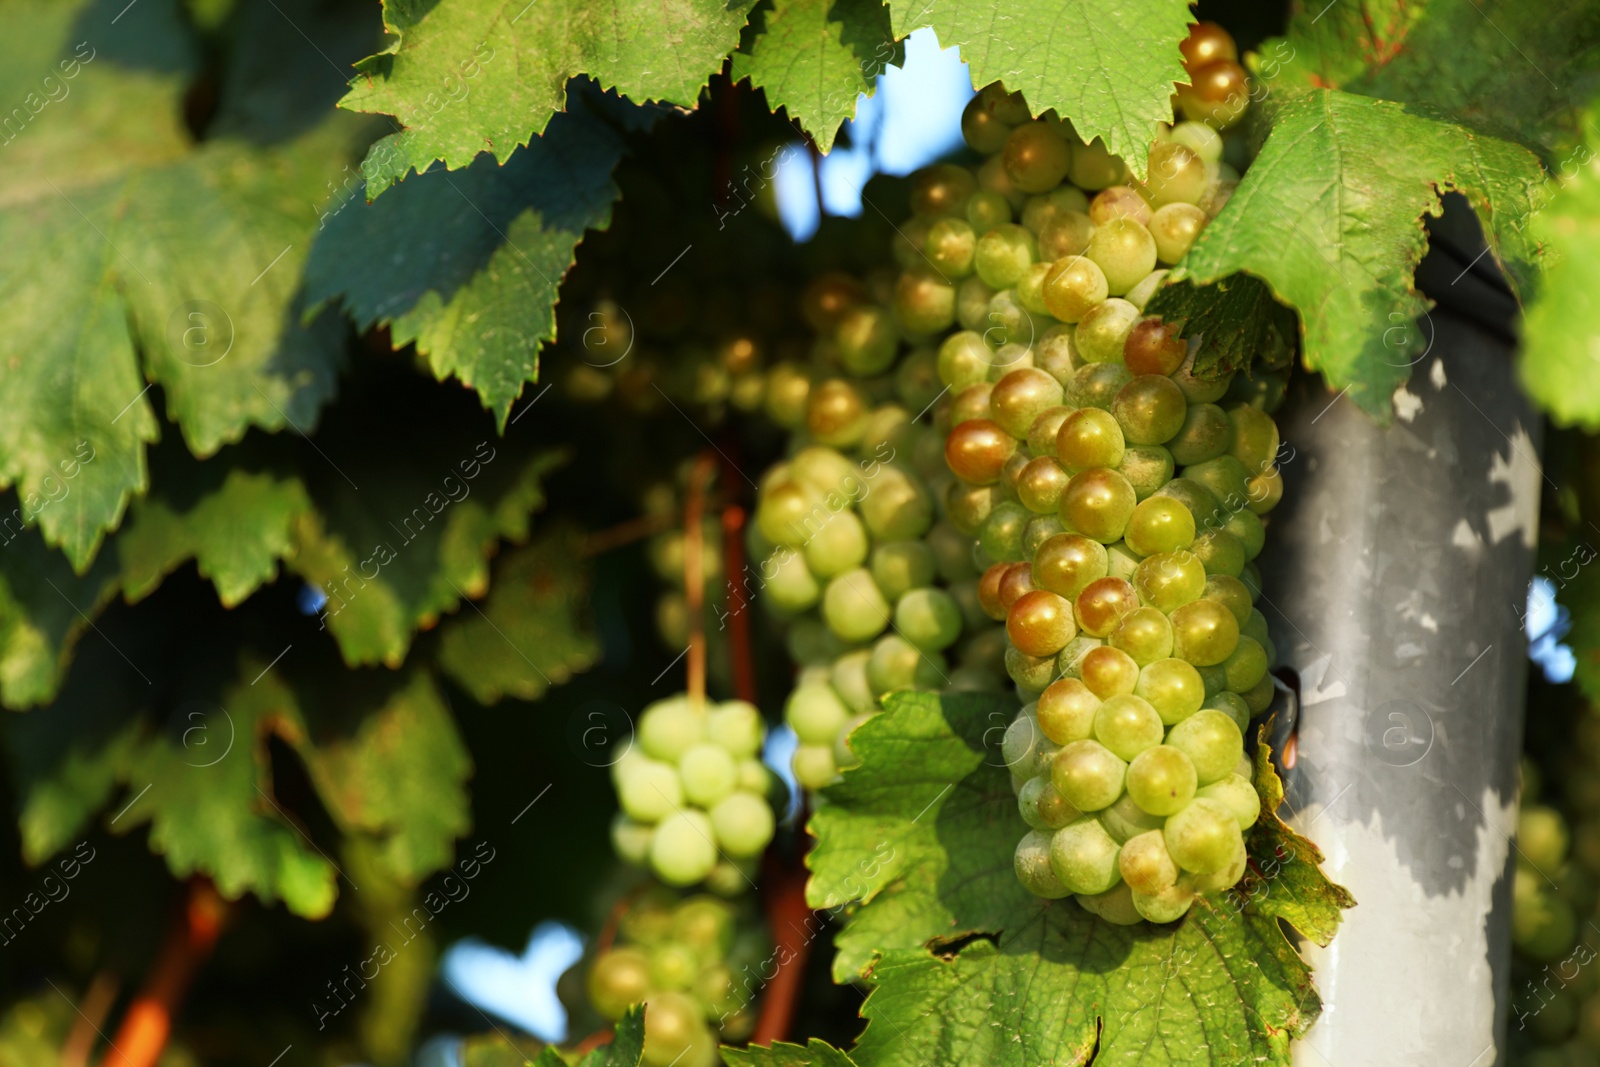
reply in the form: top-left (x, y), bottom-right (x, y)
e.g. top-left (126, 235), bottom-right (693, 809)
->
top-left (892, 214), bottom-right (933, 270)
top-left (1023, 515), bottom-right (1068, 557)
top-left (837, 304), bottom-right (900, 375)
top-left (1093, 694), bottom-right (1164, 760)
top-left (1008, 589), bottom-right (1078, 656)
top-left (894, 267), bottom-right (957, 336)
top-left (1079, 882), bottom-right (1144, 924)
top-left (792, 743), bottom-right (837, 789)
top-left (1180, 21), bottom-right (1238, 69)
top-left (1164, 797), bottom-right (1243, 875)
top-left (1075, 298), bottom-right (1141, 364)
top-left (1113, 374), bottom-right (1187, 445)
top-left (1070, 361), bottom-right (1133, 410)
top-left (650, 811), bottom-right (719, 886)
top-left (946, 480), bottom-right (997, 536)
top-left (1042, 256), bottom-right (1109, 323)
top-left (1132, 882), bottom-right (1196, 923)
top-left (979, 500), bottom-right (1032, 562)
top-left (896, 588), bottom-right (964, 651)
top-left (966, 188), bottom-right (1012, 233)
top-left (1143, 141), bottom-right (1209, 207)
top-left (871, 541), bottom-right (937, 601)
top-left (1080, 644), bottom-right (1140, 698)
top-left (945, 418), bottom-right (1017, 485)
top-left (1056, 408), bottom-right (1125, 474)
top-left (1027, 404), bottom-right (1075, 455)
top-left (1049, 816), bottom-right (1123, 894)
top-left (1149, 202), bottom-right (1208, 263)
top-left (1075, 577), bottom-right (1139, 639)
top-left (1137, 657), bottom-right (1206, 725)
top-left (1039, 211), bottom-right (1095, 260)
top-left (938, 330), bottom-right (993, 389)
top-left (1198, 773), bottom-right (1260, 830)
top-left (1068, 137), bottom-right (1126, 191)
top-left (1061, 467), bottom-right (1137, 543)
top-left (1247, 465), bottom-right (1283, 514)
top-left (1123, 316), bottom-right (1188, 376)
top-left (1222, 635), bottom-right (1269, 692)
top-left (1171, 598), bottom-right (1241, 666)
top-left (1099, 792), bottom-right (1165, 843)
top-left (680, 743), bottom-right (737, 806)
top-left (1036, 677), bottom-right (1100, 744)
top-left (1006, 643), bottom-right (1058, 692)
top-left (1166, 709), bottom-right (1244, 785)
top-left (1085, 218), bottom-right (1158, 295)
top-left (619, 757), bottom-right (684, 822)
top-left (1019, 775), bottom-right (1080, 830)
top-left (1204, 690), bottom-right (1251, 733)
top-left (997, 562), bottom-right (1036, 610)
top-left (1179, 58), bottom-right (1249, 129)
top-left (1002, 709), bottom-right (1045, 776)
top-left (991, 367), bottom-right (1065, 437)
top-left (787, 681), bottom-right (849, 745)
top-left (868, 634), bottom-right (945, 695)
top-left (1519, 806), bottom-right (1570, 870)
top-left (1228, 404), bottom-right (1280, 470)
top-left (611, 815), bottom-right (653, 865)
top-left (589, 947), bottom-right (652, 1019)
top-left (804, 509), bottom-right (870, 578)
top-left (1052, 740), bottom-right (1127, 812)
top-left (801, 272), bottom-right (866, 332)
top-left (1120, 828), bottom-right (1181, 896)
top-left (1170, 348), bottom-right (1232, 404)
top-left (1156, 477), bottom-right (1223, 527)
top-left (790, 445), bottom-right (858, 496)
top-left (926, 217), bottom-right (978, 277)
top-left (1126, 496), bottom-right (1197, 556)
top-left (910, 162), bottom-right (977, 217)
top-left (1022, 185), bottom-right (1090, 233)
top-left (957, 275), bottom-right (996, 331)
top-left (1015, 262), bottom-right (1053, 315)
top-left (949, 382), bottom-right (994, 425)
top-left (1124, 268), bottom-right (1168, 310)
top-left (642, 992), bottom-right (717, 1067)
top-left (1133, 550), bottom-right (1207, 612)
top-left (1106, 540), bottom-right (1141, 580)
top-left (1089, 185), bottom-right (1152, 226)
top-left (1003, 122), bottom-right (1072, 193)
top-left (985, 289), bottom-right (1037, 349)
top-left (975, 224), bottom-right (1038, 288)
top-left (1110, 606), bottom-right (1174, 665)
top-left (1167, 403), bottom-right (1233, 465)
top-left (1242, 672), bottom-right (1275, 714)
top-left (861, 464), bottom-right (934, 540)
top-left (807, 378), bottom-right (868, 447)
top-left (1017, 455), bottom-right (1071, 514)
top-left (1015, 828), bottom-right (1073, 898)
top-left (1117, 445), bottom-right (1175, 501)
top-left (1127, 745), bottom-right (1199, 817)
top-left (710, 791), bottom-right (775, 856)
top-left (977, 562), bottom-right (1010, 620)
top-left (759, 479), bottom-right (825, 546)
top-left (1226, 507), bottom-right (1266, 559)
top-left (1033, 533), bottom-right (1109, 599)
top-left (822, 568), bottom-right (891, 643)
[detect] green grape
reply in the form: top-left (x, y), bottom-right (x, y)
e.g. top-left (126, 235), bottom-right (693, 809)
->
top-left (1098, 792), bottom-right (1165, 843)
top-left (1520, 806), bottom-right (1571, 870)
top-left (1184, 836), bottom-right (1248, 893)
top-left (1034, 532), bottom-right (1109, 599)
top-left (1070, 361), bottom-right (1133, 410)
top-left (927, 521), bottom-right (979, 583)
top-left (1170, 348), bottom-right (1232, 404)
top-left (764, 362), bottom-right (814, 429)
top-left (975, 224), bottom-right (1038, 289)
top-left (1110, 606), bottom-right (1174, 665)
top-left (589, 947), bottom-right (652, 1019)
top-left (1133, 550), bottom-right (1207, 612)
top-left (1003, 121), bottom-right (1073, 192)
top-left (1239, 560), bottom-right (1263, 601)
top-left (1077, 646), bottom-right (1139, 703)
top-left (1019, 775), bottom-right (1081, 830)
top-left (1026, 405), bottom-right (1076, 458)
top-left (1078, 882), bottom-right (1144, 925)
top-left (793, 744), bottom-right (837, 790)
top-left (1131, 882), bottom-right (1195, 923)
top-left (938, 330), bottom-right (993, 389)
top-left (1242, 672), bottom-right (1276, 715)
top-left (650, 811), bottom-right (719, 886)
top-left (961, 88), bottom-right (1019, 151)
top-left (894, 267), bottom-right (957, 336)
top-left (1112, 374), bottom-right (1187, 445)
top-left (1247, 466), bottom-right (1283, 514)
top-left (763, 550), bottom-right (821, 612)
top-left (1002, 709), bottom-right (1043, 774)
top-left (872, 541), bottom-right (938, 600)
top-left (1036, 677), bottom-right (1100, 744)
top-left (1075, 577), bottom-right (1139, 639)
top-left (807, 378), bottom-right (870, 447)
top-left (1228, 403), bottom-right (1280, 472)
top-left (861, 464), bottom-right (934, 541)
top-left (949, 382), bottom-right (994, 426)
top-left (803, 510), bottom-right (869, 578)
top-left (1061, 467), bottom-right (1137, 543)
top-left (896, 588), bottom-right (964, 651)
top-left (1022, 185), bottom-right (1090, 232)
top-left (1126, 745), bottom-right (1198, 816)
top-left (1007, 589), bottom-right (1078, 656)
top-left (945, 481), bottom-right (997, 536)
top-left (737, 758), bottom-right (771, 794)
top-left (985, 289), bottom-right (1038, 350)
top-left (1012, 261), bottom-right (1051, 315)
top-left (980, 500), bottom-right (1032, 562)
top-left (650, 942), bottom-right (700, 990)
top-left (896, 348), bottom-right (944, 413)
top-left (1049, 816), bottom-right (1123, 894)
top-left (787, 681), bottom-right (849, 745)
top-left (639, 697), bottom-right (707, 762)
top-left (693, 963), bottom-right (744, 1018)
top-left (1183, 455), bottom-right (1253, 512)
top-left (957, 276), bottom-right (996, 331)
top-left (1051, 739), bottom-right (1127, 811)
top-left (789, 445), bottom-right (859, 497)
top-left (785, 617), bottom-right (833, 666)
top-left (710, 792), bottom-right (775, 857)
top-left (680, 744), bottom-right (738, 806)
top-left (991, 368), bottom-right (1065, 438)
top-left (1090, 185), bottom-right (1152, 226)
top-left (612, 814), bottom-right (653, 866)
top-left (1221, 635), bottom-right (1268, 692)
top-left (1164, 798), bottom-right (1244, 877)
top-left (1124, 268), bottom-right (1168, 310)
top-left (1165, 709), bottom-right (1244, 785)
top-left (1514, 878), bottom-right (1579, 961)
top-left (1197, 773), bottom-right (1260, 830)
top-left (911, 163), bottom-right (976, 216)
top-left (1023, 514), bottom-right (1068, 557)
top-left (1202, 690), bottom-right (1251, 733)
top-left (1029, 735), bottom-right (1064, 781)
top-left (1085, 218), bottom-right (1158, 295)
top-left (642, 992), bottom-right (718, 1067)
top-left (927, 217), bottom-right (978, 277)
top-left (1171, 598), bottom-right (1241, 665)
top-left (1093, 694), bottom-right (1165, 760)
top-left (1117, 445), bottom-right (1175, 500)
top-left (1154, 478), bottom-right (1222, 529)
top-left (1042, 256), bottom-right (1109, 323)
top-left (1191, 528), bottom-right (1246, 577)
top-left (758, 479), bottom-right (825, 546)
top-left (822, 568), bottom-right (891, 643)
top-left (1056, 408), bottom-right (1126, 474)
top-left (1075, 298), bottom-right (1142, 364)
top-left (1136, 658), bottom-right (1206, 725)
top-left (1015, 829), bottom-right (1073, 898)
top-left (1105, 540), bottom-right (1142, 581)
top-left (966, 188), bottom-right (1012, 232)
top-left (1068, 137), bottom-right (1126, 190)
top-left (1167, 403), bottom-right (1233, 465)
top-left (892, 214), bottom-right (934, 270)
top-left (1119, 828), bottom-right (1181, 893)
top-left (1039, 210), bottom-right (1095, 260)
top-left (1169, 120), bottom-right (1222, 161)
top-left (836, 304), bottom-right (900, 375)
top-left (1149, 202), bottom-right (1208, 263)
top-left (1124, 495), bottom-right (1196, 555)
top-left (1017, 457), bottom-right (1068, 515)
top-left (1143, 142), bottom-right (1209, 207)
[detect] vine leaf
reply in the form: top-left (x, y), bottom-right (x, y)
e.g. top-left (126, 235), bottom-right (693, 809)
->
top-left (725, 1039), bottom-right (859, 1066)
top-left (437, 528), bottom-right (600, 705)
top-left (1144, 274), bottom-right (1299, 381)
top-left (305, 103), bottom-right (626, 426)
top-left (805, 690), bottom-right (1351, 1065)
top-left (1172, 88), bottom-right (1547, 419)
top-left (0, 520), bottom-right (124, 710)
top-left (340, 0), bottom-right (757, 192)
top-left (886, 0), bottom-right (1193, 180)
top-left (731, 0), bottom-right (900, 152)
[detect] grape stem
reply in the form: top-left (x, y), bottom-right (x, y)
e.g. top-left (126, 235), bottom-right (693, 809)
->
top-left (684, 452), bottom-right (718, 709)
top-left (722, 503), bottom-right (759, 704)
top-left (102, 879), bottom-right (228, 1067)
top-left (61, 970), bottom-right (119, 1067)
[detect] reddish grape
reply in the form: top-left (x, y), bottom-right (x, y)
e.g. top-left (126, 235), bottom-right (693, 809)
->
top-left (945, 418), bottom-right (1018, 485)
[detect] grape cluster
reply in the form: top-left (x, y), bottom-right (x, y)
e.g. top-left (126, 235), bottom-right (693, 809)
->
top-left (611, 695), bottom-right (778, 892)
top-left (586, 891), bottom-right (767, 1067)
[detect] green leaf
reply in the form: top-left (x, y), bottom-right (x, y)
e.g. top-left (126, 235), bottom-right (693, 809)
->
top-left (1272, 0), bottom-right (1600, 154)
top-left (437, 527), bottom-right (600, 704)
top-left (887, 0), bottom-right (1193, 179)
top-left (1143, 274), bottom-right (1299, 381)
top-left (731, 0), bottom-right (900, 152)
top-left (807, 690), bottom-right (1350, 1065)
top-left (1172, 89), bottom-right (1547, 418)
top-left (724, 1039), bottom-right (859, 1067)
top-left (1519, 143), bottom-right (1600, 427)
top-left (305, 105), bottom-right (626, 424)
top-left (580, 1006), bottom-right (646, 1067)
top-left (0, 520), bottom-right (124, 710)
top-left (340, 0), bottom-right (756, 192)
